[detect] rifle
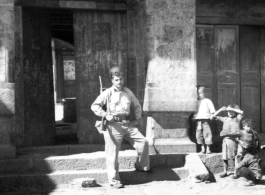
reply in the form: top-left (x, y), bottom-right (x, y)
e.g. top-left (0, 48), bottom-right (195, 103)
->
top-left (96, 76), bottom-right (108, 132)
top-left (99, 76), bottom-right (107, 94)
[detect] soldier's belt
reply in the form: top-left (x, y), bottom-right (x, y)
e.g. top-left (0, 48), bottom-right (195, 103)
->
top-left (113, 115), bottom-right (127, 122)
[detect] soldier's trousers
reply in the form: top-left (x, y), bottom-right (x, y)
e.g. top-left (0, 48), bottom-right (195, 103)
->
top-left (103, 122), bottom-right (150, 184)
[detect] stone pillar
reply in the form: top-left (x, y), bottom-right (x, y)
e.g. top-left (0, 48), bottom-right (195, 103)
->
top-left (142, 0), bottom-right (197, 153)
top-left (0, 1), bottom-right (16, 159)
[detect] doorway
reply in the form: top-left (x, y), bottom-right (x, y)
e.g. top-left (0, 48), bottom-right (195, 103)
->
top-left (196, 25), bottom-right (265, 134)
top-left (17, 6), bottom-right (130, 146)
top-left (50, 9), bottom-right (78, 145)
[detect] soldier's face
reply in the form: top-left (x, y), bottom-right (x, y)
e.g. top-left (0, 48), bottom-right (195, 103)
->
top-left (112, 75), bottom-right (124, 89)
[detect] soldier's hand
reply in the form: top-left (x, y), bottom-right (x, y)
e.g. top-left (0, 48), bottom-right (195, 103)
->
top-left (105, 114), bottom-right (114, 122)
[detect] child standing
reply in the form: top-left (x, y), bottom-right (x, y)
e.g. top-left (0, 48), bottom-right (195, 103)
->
top-left (213, 104), bottom-right (244, 178)
top-left (193, 86), bottom-right (216, 154)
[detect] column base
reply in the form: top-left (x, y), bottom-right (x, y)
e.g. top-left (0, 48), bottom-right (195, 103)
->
top-left (148, 137), bottom-right (196, 154)
top-left (0, 144), bottom-right (16, 159)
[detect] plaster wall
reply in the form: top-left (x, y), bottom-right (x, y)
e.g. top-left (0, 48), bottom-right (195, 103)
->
top-left (143, 0), bottom-right (197, 112)
top-left (0, 2), bottom-right (15, 146)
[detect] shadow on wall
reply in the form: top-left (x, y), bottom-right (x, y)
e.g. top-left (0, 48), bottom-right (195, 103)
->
top-left (0, 151), bottom-right (57, 194)
top-left (0, 89), bottom-right (57, 194)
top-left (189, 113), bottom-right (223, 153)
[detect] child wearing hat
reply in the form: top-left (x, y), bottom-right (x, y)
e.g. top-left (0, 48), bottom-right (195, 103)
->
top-left (193, 86), bottom-right (216, 154)
top-left (213, 104), bottom-right (244, 178)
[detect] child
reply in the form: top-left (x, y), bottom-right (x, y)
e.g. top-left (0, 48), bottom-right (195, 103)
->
top-left (237, 118), bottom-right (260, 158)
top-left (234, 148), bottom-right (262, 186)
top-left (213, 104), bottom-right (244, 178)
top-left (193, 86), bottom-right (216, 154)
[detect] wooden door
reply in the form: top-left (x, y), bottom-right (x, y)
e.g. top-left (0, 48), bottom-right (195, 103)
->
top-left (240, 26), bottom-right (261, 132)
top-left (196, 25), bottom-right (239, 147)
top-left (74, 10), bottom-right (128, 144)
top-left (197, 25), bottom-right (264, 134)
top-left (196, 25), bottom-right (215, 103)
top-left (215, 26), bottom-right (240, 111)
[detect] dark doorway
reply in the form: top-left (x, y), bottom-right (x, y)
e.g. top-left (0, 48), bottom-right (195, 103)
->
top-left (50, 9), bottom-right (78, 145)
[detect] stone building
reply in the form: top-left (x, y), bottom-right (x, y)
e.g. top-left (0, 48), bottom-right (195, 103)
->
top-left (1, 0), bottom-right (265, 158)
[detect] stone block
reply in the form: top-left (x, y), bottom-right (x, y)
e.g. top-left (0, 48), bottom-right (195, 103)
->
top-left (0, 88), bottom-right (15, 115)
top-left (0, 117), bottom-right (11, 144)
top-left (144, 99), bottom-right (197, 112)
top-left (148, 138), bottom-right (196, 154)
top-left (71, 178), bottom-right (97, 188)
top-left (0, 144), bottom-right (16, 159)
top-left (199, 153), bottom-right (235, 174)
top-left (185, 153), bottom-right (209, 182)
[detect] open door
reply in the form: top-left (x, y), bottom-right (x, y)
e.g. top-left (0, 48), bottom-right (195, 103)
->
top-left (16, 7), bottom-right (55, 146)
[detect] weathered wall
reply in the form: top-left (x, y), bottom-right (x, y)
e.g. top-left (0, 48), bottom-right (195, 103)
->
top-left (0, 1), bottom-right (15, 146)
top-left (15, 7), bottom-right (55, 146)
top-left (133, 0), bottom-right (197, 153)
top-left (134, 1), bottom-right (146, 106)
top-left (143, 0), bottom-right (197, 112)
top-left (197, 0), bottom-right (265, 24)
top-left (15, 0), bottom-right (129, 10)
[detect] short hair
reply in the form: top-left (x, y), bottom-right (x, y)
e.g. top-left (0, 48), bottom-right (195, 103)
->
top-left (109, 66), bottom-right (123, 79)
top-left (242, 118), bottom-right (253, 127)
top-left (227, 104), bottom-right (240, 110)
top-left (197, 86), bottom-right (205, 93)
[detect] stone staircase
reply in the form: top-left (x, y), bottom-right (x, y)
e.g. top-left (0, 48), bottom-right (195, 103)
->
top-left (0, 145), bottom-right (194, 193)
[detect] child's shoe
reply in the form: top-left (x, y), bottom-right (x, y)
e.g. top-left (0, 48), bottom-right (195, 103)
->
top-left (206, 149), bottom-right (212, 154)
top-left (200, 149), bottom-right (205, 154)
top-left (219, 172), bottom-right (228, 178)
top-left (232, 173), bottom-right (238, 179)
top-left (243, 180), bottom-right (255, 186)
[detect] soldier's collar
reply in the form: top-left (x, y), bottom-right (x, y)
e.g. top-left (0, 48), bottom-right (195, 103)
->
top-left (112, 86), bottom-right (125, 92)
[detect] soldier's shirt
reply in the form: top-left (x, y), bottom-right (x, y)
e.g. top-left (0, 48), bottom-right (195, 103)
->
top-left (91, 86), bottom-right (142, 120)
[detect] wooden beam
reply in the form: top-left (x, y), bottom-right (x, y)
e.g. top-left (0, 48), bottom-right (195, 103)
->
top-left (15, 0), bottom-right (131, 11)
top-left (261, 27), bottom-right (265, 133)
top-left (196, 17), bottom-right (265, 25)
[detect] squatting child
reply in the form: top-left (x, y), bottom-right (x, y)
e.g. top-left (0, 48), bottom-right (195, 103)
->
top-left (193, 86), bottom-right (216, 154)
top-left (237, 118), bottom-right (260, 158)
top-left (213, 104), bottom-right (244, 178)
top-left (234, 148), bottom-right (262, 186)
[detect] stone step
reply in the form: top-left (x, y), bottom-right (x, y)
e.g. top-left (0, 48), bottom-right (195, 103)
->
top-left (18, 144), bottom-right (134, 155)
top-left (0, 150), bottom-right (186, 175)
top-left (0, 167), bottom-right (189, 193)
top-left (149, 138), bottom-right (196, 154)
top-left (200, 150), bottom-right (265, 175)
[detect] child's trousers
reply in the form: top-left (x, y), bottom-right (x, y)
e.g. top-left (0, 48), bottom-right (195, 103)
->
top-left (196, 119), bottom-right (212, 145)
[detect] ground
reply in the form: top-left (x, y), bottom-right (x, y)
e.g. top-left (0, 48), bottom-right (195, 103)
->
top-left (51, 175), bottom-right (265, 195)
top-left (2, 174), bottom-right (264, 195)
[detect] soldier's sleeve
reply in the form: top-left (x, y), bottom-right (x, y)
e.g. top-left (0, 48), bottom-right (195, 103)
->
top-left (129, 89), bottom-right (142, 120)
top-left (91, 89), bottom-right (109, 118)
